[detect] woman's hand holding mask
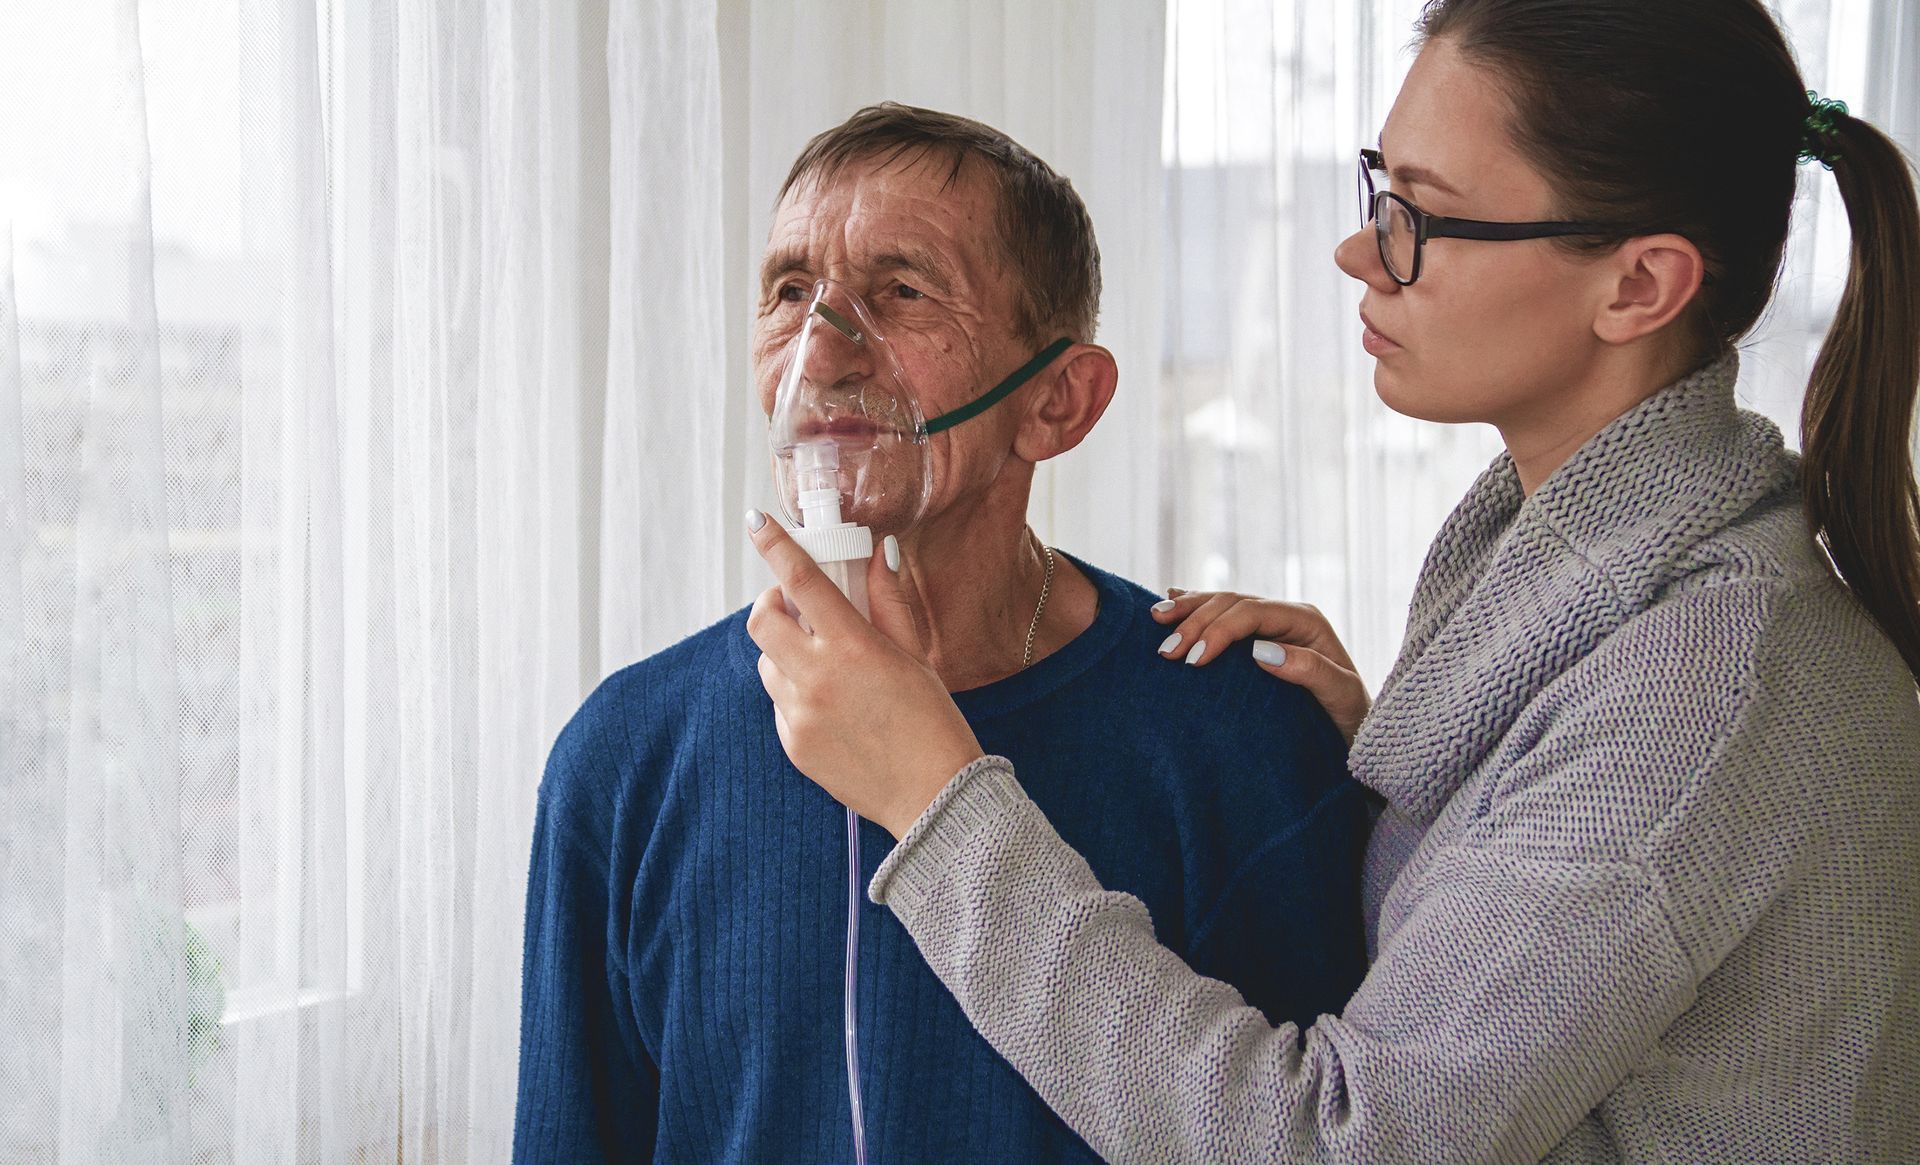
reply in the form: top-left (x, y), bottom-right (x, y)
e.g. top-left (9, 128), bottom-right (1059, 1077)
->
top-left (745, 511), bottom-right (985, 839)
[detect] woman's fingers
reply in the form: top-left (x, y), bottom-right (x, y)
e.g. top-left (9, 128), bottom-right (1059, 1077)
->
top-left (745, 509), bottom-right (864, 640)
top-left (1156, 592), bottom-right (1242, 663)
top-left (1152, 592), bottom-right (1355, 670)
top-left (745, 583), bottom-right (814, 669)
top-left (1249, 640), bottom-right (1371, 744)
top-left (1150, 589), bottom-right (1204, 622)
top-left (864, 534), bottom-right (928, 658)
top-left (1143, 590), bottom-right (1370, 739)
top-left (1154, 593), bottom-right (1326, 664)
top-left (741, 515), bottom-right (984, 840)
top-left (754, 645), bottom-right (796, 704)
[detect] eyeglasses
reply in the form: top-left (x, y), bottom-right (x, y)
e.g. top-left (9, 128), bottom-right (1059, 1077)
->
top-left (1358, 148), bottom-right (1613, 286)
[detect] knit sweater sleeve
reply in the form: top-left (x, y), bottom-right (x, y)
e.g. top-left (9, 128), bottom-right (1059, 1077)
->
top-left (513, 722), bottom-right (658, 1164)
top-left (870, 756), bottom-right (1697, 1165)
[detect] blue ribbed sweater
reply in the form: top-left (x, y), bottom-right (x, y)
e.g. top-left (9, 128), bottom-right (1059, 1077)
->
top-left (512, 555), bottom-right (1368, 1163)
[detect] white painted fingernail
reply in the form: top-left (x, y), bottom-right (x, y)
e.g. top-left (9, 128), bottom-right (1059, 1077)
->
top-left (1185, 640), bottom-right (1207, 665)
top-left (1158, 632), bottom-right (1182, 656)
top-left (1152, 599), bottom-right (1176, 613)
top-left (1253, 640), bottom-right (1286, 667)
top-left (745, 508), bottom-right (766, 533)
top-left (883, 535), bottom-right (900, 572)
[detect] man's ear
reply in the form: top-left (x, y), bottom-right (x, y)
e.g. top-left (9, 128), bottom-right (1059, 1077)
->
top-left (1593, 233), bottom-right (1708, 346)
top-left (1011, 343), bottom-right (1118, 463)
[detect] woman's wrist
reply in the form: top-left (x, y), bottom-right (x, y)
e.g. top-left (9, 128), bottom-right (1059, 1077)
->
top-left (879, 746), bottom-right (986, 839)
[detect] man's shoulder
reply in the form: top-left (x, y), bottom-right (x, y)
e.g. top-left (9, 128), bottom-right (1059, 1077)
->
top-left (599, 607), bottom-right (752, 702)
top-left (540, 607), bottom-right (757, 809)
top-left (1077, 562), bottom-right (1339, 735)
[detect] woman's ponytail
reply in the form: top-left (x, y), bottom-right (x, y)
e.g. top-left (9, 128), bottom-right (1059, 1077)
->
top-left (1801, 111), bottom-right (1920, 683)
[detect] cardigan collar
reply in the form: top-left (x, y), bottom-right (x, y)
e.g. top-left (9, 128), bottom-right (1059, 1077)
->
top-left (1349, 352), bottom-right (1800, 823)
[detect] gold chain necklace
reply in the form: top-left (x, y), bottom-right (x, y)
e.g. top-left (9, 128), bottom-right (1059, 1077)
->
top-left (1022, 535), bottom-right (1056, 670)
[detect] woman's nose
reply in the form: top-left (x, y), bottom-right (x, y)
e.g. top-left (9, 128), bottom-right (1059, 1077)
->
top-left (1334, 226), bottom-right (1397, 293)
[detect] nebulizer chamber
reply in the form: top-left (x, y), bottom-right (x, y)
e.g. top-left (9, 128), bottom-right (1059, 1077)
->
top-left (768, 281), bottom-right (930, 1164)
top-left (786, 440), bottom-right (872, 619)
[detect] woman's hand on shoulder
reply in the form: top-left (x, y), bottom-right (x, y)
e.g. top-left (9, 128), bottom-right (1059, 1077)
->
top-left (1151, 589), bottom-right (1371, 743)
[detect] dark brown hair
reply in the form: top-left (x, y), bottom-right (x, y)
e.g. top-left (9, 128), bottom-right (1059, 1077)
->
top-left (777, 102), bottom-right (1103, 346)
top-left (1420, 0), bottom-right (1920, 682)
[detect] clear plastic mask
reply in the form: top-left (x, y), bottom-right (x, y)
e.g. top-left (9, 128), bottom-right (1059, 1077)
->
top-left (768, 280), bottom-right (932, 534)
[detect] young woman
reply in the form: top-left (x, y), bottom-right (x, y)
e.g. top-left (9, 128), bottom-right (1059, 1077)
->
top-left (745, 0), bottom-right (1920, 1158)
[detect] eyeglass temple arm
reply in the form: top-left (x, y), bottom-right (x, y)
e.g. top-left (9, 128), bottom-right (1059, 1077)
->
top-left (1425, 215), bottom-right (1611, 241)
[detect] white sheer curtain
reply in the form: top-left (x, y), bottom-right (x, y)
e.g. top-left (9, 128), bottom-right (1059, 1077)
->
top-left (4, 0), bottom-right (1915, 1161)
top-left (598, 0), bottom-right (726, 665)
top-left (0, 0), bottom-right (677, 1157)
top-left (1161, 0), bottom-right (1471, 684)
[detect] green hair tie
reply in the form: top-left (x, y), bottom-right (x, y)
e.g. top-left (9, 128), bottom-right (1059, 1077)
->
top-left (1799, 91), bottom-right (1849, 170)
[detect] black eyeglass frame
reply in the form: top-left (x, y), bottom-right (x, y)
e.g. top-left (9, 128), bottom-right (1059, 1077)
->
top-left (1359, 148), bottom-right (1615, 285)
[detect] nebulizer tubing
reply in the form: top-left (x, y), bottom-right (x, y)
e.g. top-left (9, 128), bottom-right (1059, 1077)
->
top-left (785, 443), bottom-right (876, 1165)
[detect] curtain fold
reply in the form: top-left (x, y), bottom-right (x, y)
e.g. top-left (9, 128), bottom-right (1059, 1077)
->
top-left (598, 0), bottom-right (727, 666)
top-left (2, 0), bottom-right (620, 1158)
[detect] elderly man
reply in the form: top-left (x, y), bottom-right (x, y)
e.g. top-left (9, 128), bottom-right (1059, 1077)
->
top-left (513, 103), bottom-right (1366, 1164)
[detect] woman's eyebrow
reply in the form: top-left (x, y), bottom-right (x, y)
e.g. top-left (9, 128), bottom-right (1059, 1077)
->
top-left (1375, 136), bottom-right (1464, 199)
top-left (1392, 162), bottom-right (1463, 199)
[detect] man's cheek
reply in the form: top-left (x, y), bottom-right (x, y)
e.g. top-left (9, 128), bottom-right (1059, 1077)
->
top-left (749, 363), bottom-right (778, 417)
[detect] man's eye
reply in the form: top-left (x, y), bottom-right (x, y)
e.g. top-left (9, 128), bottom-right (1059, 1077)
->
top-left (893, 283), bottom-right (926, 301)
top-left (776, 283), bottom-right (808, 304)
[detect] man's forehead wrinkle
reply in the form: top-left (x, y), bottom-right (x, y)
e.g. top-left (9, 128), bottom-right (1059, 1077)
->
top-left (758, 209), bottom-right (820, 284)
top-left (847, 184), bottom-right (978, 275)
top-left (846, 142), bottom-right (971, 193)
top-left (759, 164), bottom-right (1007, 306)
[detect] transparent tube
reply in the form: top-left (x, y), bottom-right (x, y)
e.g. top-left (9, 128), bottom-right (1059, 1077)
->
top-left (844, 808), bottom-right (868, 1165)
top-left (837, 580), bottom-right (871, 1165)
top-left (784, 544), bottom-right (871, 1165)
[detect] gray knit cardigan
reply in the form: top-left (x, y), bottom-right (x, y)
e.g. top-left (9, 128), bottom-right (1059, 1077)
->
top-left (869, 355), bottom-right (1920, 1164)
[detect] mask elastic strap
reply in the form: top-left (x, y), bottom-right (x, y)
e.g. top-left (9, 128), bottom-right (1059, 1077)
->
top-left (923, 337), bottom-right (1074, 435)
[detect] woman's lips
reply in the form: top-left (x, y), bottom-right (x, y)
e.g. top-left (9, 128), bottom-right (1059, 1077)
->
top-left (1360, 309), bottom-right (1402, 354)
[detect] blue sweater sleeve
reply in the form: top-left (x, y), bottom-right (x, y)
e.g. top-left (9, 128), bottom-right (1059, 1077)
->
top-left (513, 736), bottom-right (658, 1163)
top-left (1171, 656), bottom-right (1371, 1030)
top-left (1187, 778), bottom-right (1371, 1029)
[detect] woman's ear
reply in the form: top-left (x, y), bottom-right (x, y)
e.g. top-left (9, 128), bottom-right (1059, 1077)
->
top-left (1593, 233), bottom-right (1708, 346)
top-left (1011, 344), bottom-right (1119, 463)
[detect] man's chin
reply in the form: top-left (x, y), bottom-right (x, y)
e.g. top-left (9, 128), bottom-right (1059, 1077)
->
top-left (848, 505), bottom-right (921, 539)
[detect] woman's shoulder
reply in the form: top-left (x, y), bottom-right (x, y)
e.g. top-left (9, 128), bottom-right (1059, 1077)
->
top-left (1649, 486), bottom-right (1913, 725)
top-left (1469, 549), bottom-right (1916, 858)
top-left (1573, 538), bottom-right (1914, 761)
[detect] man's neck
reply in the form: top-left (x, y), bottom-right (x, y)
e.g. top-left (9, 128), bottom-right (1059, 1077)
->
top-left (896, 478), bottom-right (1100, 693)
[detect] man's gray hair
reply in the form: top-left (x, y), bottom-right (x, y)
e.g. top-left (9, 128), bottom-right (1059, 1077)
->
top-left (778, 102), bottom-right (1103, 345)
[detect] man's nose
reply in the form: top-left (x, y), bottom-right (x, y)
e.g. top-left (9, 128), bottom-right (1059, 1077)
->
top-left (799, 300), bottom-right (878, 388)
